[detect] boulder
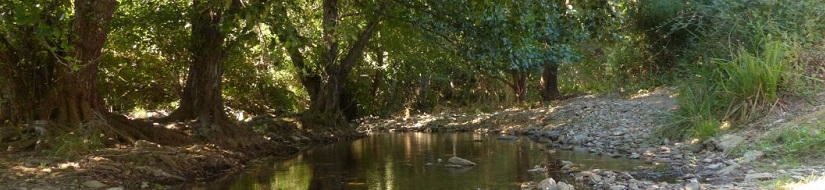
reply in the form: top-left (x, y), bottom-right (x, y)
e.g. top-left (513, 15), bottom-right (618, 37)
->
top-left (714, 134), bottom-right (745, 152)
top-left (448, 156), bottom-right (477, 166)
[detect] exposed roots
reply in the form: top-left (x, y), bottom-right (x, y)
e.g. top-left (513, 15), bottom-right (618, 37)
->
top-left (3, 112), bottom-right (190, 153)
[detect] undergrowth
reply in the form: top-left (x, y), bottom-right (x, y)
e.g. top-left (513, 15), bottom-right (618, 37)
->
top-left (663, 41), bottom-right (796, 140)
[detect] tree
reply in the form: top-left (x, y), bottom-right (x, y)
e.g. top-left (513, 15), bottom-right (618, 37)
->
top-left (157, 0), bottom-right (266, 149)
top-left (0, 0), bottom-right (187, 149)
top-left (271, 0), bottom-right (386, 128)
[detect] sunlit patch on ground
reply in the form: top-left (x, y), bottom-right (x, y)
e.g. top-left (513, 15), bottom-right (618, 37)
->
top-left (782, 176), bottom-right (825, 190)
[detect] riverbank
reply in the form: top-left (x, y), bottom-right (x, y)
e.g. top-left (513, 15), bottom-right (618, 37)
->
top-left (359, 87), bottom-right (825, 189)
top-left (0, 117), bottom-right (364, 189)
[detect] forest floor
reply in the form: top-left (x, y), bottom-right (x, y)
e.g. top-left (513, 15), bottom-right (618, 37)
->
top-left (359, 87), bottom-right (825, 190)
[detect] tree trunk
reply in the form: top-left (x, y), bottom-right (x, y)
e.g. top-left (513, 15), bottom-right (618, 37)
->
top-left (370, 47), bottom-right (384, 97)
top-left (302, 0), bottom-right (382, 128)
top-left (510, 71), bottom-right (528, 102)
top-left (0, 0), bottom-right (190, 150)
top-left (416, 74), bottom-right (430, 111)
top-left (540, 63), bottom-right (561, 101)
top-left (158, 0), bottom-right (263, 149)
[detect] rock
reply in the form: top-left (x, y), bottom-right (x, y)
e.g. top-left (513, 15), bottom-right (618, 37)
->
top-left (629, 153), bottom-right (640, 159)
top-left (577, 171), bottom-right (603, 183)
top-left (555, 182), bottom-right (574, 190)
top-left (545, 132), bottom-right (561, 141)
top-left (444, 164), bottom-right (464, 168)
top-left (83, 180), bottom-right (107, 188)
top-left (705, 163), bottom-right (724, 170)
top-left (537, 178), bottom-right (575, 190)
top-left (702, 158), bottom-right (713, 163)
top-left (685, 142), bottom-right (704, 153)
top-left (106, 187), bottom-right (125, 190)
top-left (140, 182), bottom-right (150, 189)
top-left (610, 185), bottom-right (626, 190)
top-left (571, 134), bottom-right (589, 144)
top-left (620, 172), bottom-right (634, 180)
top-left (714, 134), bottom-right (745, 151)
top-left (683, 179), bottom-right (701, 190)
top-left (497, 135), bottom-right (518, 140)
top-left (448, 157), bottom-right (477, 166)
top-left (717, 163), bottom-right (739, 175)
top-left (740, 150), bottom-right (764, 163)
top-left (745, 173), bottom-right (774, 181)
top-left (537, 178), bottom-right (556, 189)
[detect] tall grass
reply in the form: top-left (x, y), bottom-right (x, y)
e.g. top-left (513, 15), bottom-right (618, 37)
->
top-left (665, 41), bottom-right (795, 140)
top-left (718, 41), bottom-right (790, 123)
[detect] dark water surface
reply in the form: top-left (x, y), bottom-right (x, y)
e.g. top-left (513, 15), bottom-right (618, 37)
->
top-left (181, 133), bottom-right (653, 190)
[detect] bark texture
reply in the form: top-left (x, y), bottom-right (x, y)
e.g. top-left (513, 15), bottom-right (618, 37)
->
top-left (540, 63), bottom-right (561, 101)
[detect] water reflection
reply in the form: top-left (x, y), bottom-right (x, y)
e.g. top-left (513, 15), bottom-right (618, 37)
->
top-left (183, 133), bottom-right (651, 190)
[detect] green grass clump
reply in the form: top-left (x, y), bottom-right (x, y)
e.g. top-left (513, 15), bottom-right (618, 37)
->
top-left (717, 41), bottom-right (790, 122)
top-left (664, 41), bottom-right (795, 140)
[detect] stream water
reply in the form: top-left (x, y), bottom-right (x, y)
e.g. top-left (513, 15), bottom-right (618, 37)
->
top-left (180, 133), bottom-right (655, 190)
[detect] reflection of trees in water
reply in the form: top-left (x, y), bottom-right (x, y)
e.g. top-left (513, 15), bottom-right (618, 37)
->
top-left (209, 133), bottom-right (623, 189)
top-left (307, 142), bottom-right (357, 189)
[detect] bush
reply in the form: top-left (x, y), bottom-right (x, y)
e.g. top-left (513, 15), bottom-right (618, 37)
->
top-left (666, 41), bottom-right (795, 140)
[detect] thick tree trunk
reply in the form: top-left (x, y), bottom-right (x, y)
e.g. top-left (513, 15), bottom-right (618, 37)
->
top-left (158, 0), bottom-right (262, 149)
top-left (540, 64), bottom-right (561, 101)
top-left (162, 0), bottom-right (227, 124)
top-left (0, 0), bottom-right (190, 150)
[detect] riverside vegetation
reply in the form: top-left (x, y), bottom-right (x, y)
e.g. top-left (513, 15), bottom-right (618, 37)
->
top-left (1, 0), bottom-right (824, 189)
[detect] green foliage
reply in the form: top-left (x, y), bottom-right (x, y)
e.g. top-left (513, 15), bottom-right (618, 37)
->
top-left (100, 0), bottom-right (190, 113)
top-left (666, 41), bottom-right (796, 140)
top-left (717, 41), bottom-right (790, 122)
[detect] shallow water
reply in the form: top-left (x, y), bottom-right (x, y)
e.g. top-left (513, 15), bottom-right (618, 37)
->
top-left (182, 133), bottom-right (654, 190)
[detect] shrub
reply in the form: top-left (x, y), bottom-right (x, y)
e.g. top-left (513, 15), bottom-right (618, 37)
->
top-left (666, 41), bottom-right (795, 140)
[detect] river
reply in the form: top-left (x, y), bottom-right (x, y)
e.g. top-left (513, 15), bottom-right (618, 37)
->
top-left (179, 132), bottom-right (654, 189)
